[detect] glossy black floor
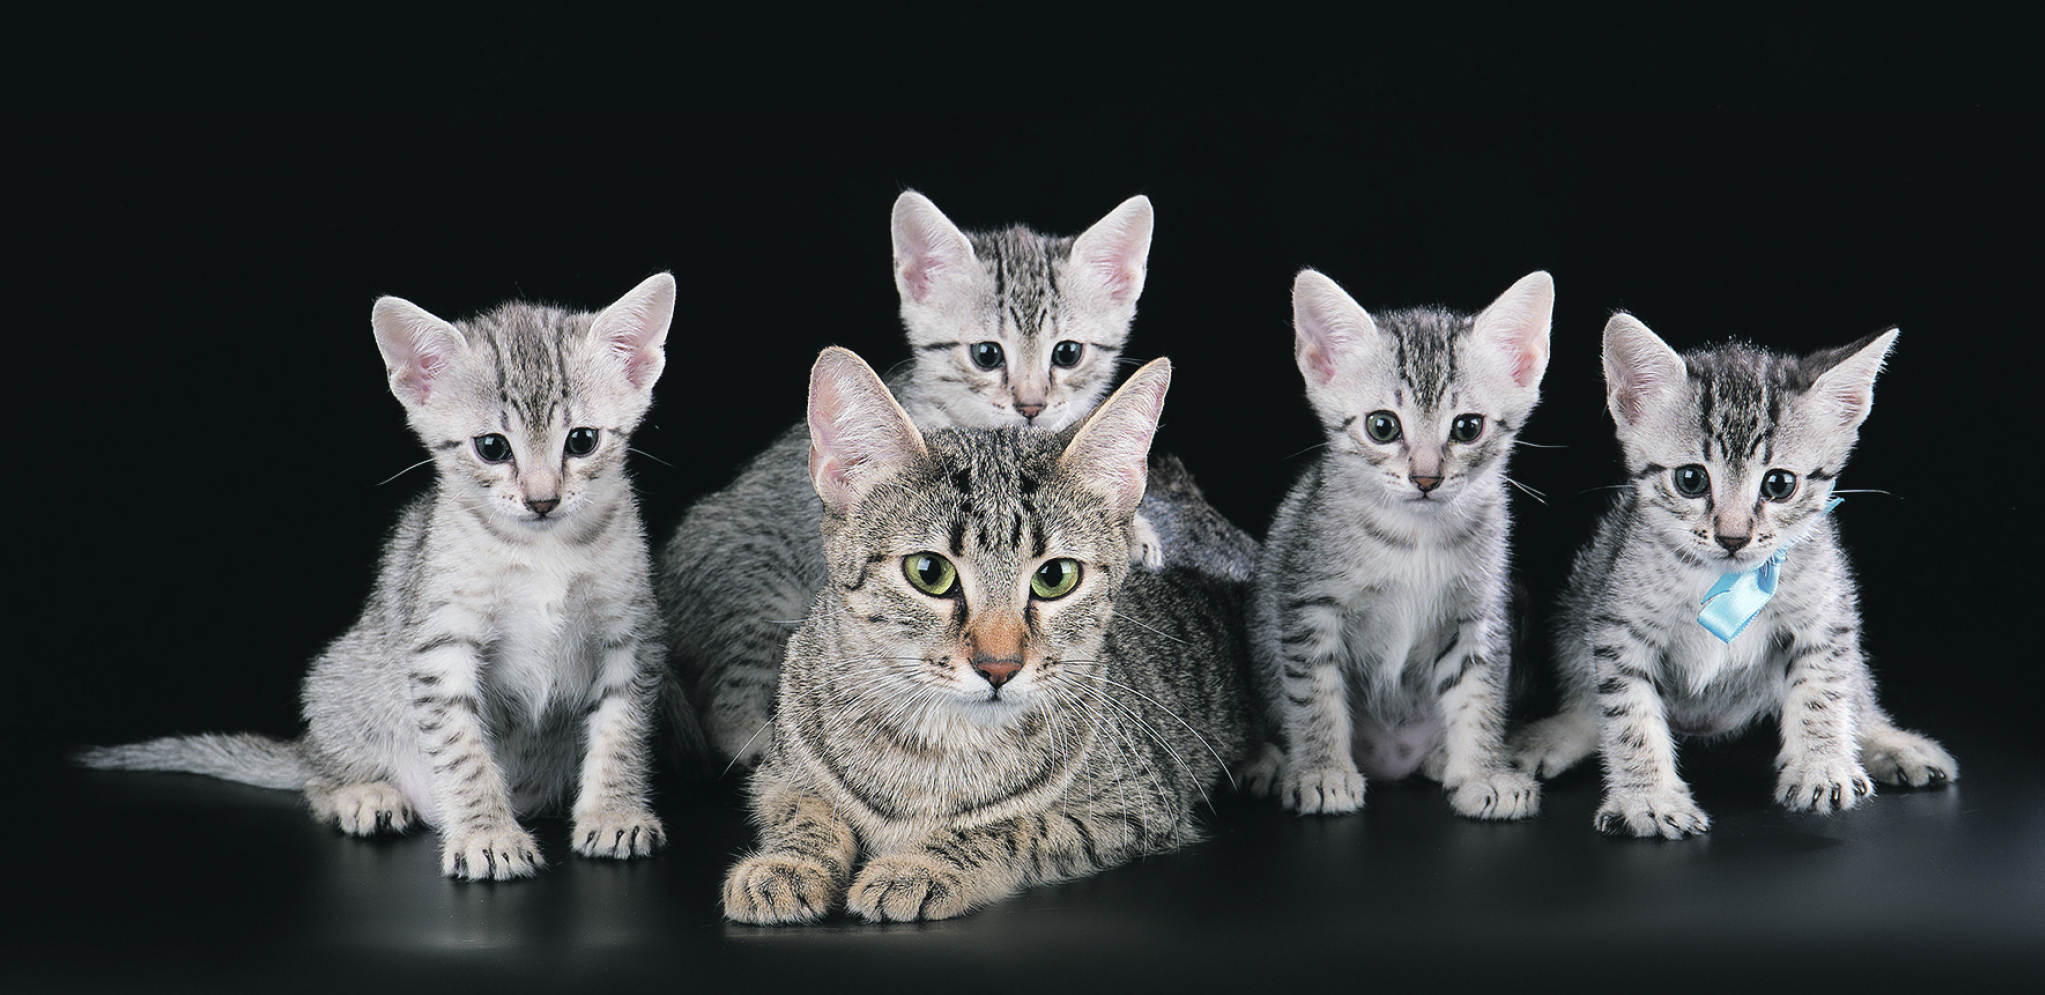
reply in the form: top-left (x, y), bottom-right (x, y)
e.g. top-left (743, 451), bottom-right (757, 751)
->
top-left (17, 11), bottom-right (2039, 994)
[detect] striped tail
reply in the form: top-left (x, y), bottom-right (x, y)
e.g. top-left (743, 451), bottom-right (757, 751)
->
top-left (76, 732), bottom-right (314, 791)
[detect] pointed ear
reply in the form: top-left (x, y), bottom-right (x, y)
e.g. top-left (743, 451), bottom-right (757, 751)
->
top-left (1806, 328), bottom-right (1898, 432)
top-left (1292, 269), bottom-right (1377, 387)
top-left (1602, 312), bottom-right (1688, 427)
top-left (1061, 358), bottom-right (1170, 517)
top-left (371, 296), bottom-right (468, 408)
top-left (589, 272), bottom-right (675, 392)
top-left (891, 191), bottom-right (978, 304)
top-left (1472, 271), bottom-right (1554, 389)
top-left (807, 347), bottom-right (928, 515)
top-left (1066, 195), bottom-right (1154, 303)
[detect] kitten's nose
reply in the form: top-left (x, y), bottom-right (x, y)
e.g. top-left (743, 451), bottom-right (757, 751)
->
top-left (1716, 533), bottom-right (1750, 553)
top-left (972, 656), bottom-right (1022, 689)
top-left (1014, 401), bottom-right (1045, 421)
top-left (526, 497), bottom-right (560, 516)
top-left (1411, 475), bottom-right (1442, 493)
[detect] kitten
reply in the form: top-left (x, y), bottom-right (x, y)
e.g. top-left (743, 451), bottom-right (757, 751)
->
top-left (722, 348), bottom-right (1258, 923)
top-left (79, 274), bottom-right (677, 880)
top-left (1244, 269), bottom-right (1553, 820)
top-left (660, 191), bottom-right (1253, 767)
top-left (1510, 315), bottom-right (1955, 838)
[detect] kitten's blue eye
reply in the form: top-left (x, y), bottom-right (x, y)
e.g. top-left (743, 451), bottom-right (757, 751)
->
top-left (1051, 341), bottom-right (1084, 369)
top-left (565, 427), bottom-right (600, 457)
top-left (970, 342), bottom-right (1005, 371)
top-left (1761, 469), bottom-right (1798, 501)
top-left (1672, 464), bottom-right (1710, 498)
top-left (904, 553), bottom-right (958, 597)
top-left (1364, 411), bottom-right (1402, 443)
top-left (1030, 558), bottom-right (1081, 599)
top-left (474, 434), bottom-right (513, 464)
top-left (1450, 414), bottom-right (1485, 443)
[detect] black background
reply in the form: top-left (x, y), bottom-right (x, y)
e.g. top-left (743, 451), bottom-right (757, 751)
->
top-left (14, 10), bottom-right (2038, 992)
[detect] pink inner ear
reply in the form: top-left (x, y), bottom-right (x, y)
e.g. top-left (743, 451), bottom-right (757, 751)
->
top-left (898, 256), bottom-right (936, 302)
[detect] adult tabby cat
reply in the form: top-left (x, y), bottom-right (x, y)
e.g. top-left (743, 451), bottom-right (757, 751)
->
top-left (722, 349), bottom-right (1258, 923)
top-left (79, 275), bottom-right (676, 880)
top-left (1510, 315), bottom-right (1956, 838)
top-left (660, 192), bottom-right (1254, 766)
top-left (1245, 269), bottom-right (1553, 820)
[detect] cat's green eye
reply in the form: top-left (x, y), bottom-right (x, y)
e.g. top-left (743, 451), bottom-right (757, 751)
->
top-left (565, 427), bottom-right (600, 457)
top-left (1030, 558), bottom-right (1081, 599)
top-left (1761, 469), bottom-right (1799, 502)
top-left (1051, 340), bottom-right (1084, 369)
top-left (474, 434), bottom-right (513, 464)
top-left (1450, 414), bottom-right (1485, 443)
top-left (1672, 464), bottom-right (1711, 498)
top-left (970, 342), bottom-right (1005, 371)
top-left (904, 553), bottom-right (958, 597)
top-left (1364, 411), bottom-right (1402, 443)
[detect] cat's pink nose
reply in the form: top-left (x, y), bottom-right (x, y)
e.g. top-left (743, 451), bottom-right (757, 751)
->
top-left (526, 497), bottom-right (560, 516)
top-left (1014, 402), bottom-right (1045, 420)
top-left (1716, 534), bottom-right (1750, 553)
top-left (1411, 475), bottom-right (1442, 493)
top-left (972, 657), bottom-right (1021, 688)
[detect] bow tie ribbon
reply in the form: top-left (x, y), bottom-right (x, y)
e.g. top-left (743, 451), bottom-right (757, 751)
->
top-left (1696, 498), bottom-right (1843, 643)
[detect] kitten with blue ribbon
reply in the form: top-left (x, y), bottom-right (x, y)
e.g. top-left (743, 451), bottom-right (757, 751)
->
top-left (1510, 313), bottom-right (1955, 838)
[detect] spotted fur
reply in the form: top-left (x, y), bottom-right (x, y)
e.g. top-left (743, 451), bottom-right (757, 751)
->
top-left (79, 275), bottom-right (678, 879)
top-left (1510, 315), bottom-right (1955, 838)
top-left (1244, 269), bottom-right (1554, 820)
top-left (721, 349), bottom-right (1258, 923)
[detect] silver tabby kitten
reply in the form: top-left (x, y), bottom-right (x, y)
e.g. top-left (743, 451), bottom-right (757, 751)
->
top-left (1510, 315), bottom-right (1955, 838)
top-left (722, 349), bottom-right (1258, 923)
top-left (1244, 269), bottom-right (1553, 820)
top-left (80, 274), bottom-right (677, 880)
top-left (660, 192), bottom-right (1251, 766)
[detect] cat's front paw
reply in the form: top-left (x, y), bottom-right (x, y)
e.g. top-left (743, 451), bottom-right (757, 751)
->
top-left (1281, 765), bottom-right (1366, 815)
top-left (1595, 789), bottom-right (1710, 839)
top-left (709, 713), bottom-right (776, 769)
top-left (1776, 759), bottom-right (1874, 813)
top-left (846, 853), bottom-right (982, 922)
top-left (1509, 713), bottom-right (1598, 780)
top-left (1861, 730), bottom-right (1958, 788)
top-left (1236, 742), bottom-right (1285, 797)
top-left (723, 853), bottom-right (842, 924)
top-left (1446, 768), bottom-right (1541, 820)
top-left (441, 825), bottom-right (545, 881)
top-left (572, 809), bottom-right (666, 860)
top-left (1129, 513), bottom-right (1166, 571)
top-left (310, 781), bottom-right (414, 836)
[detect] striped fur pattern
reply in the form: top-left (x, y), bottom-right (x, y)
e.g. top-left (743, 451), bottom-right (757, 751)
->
top-left (80, 275), bottom-right (678, 879)
top-left (660, 191), bottom-right (1257, 767)
top-left (1511, 317), bottom-right (1955, 838)
top-left (722, 350), bottom-right (1258, 923)
top-left (1244, 270), bottom-right (1554, 820)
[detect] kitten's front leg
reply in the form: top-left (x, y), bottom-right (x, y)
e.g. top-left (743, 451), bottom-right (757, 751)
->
top-left (410, 644), bottom-right (544, 880)
top-left (723, 778), bottom-right (858, 924)
top-left (1270, 601), bottom-right (1366, 814)
top-left (571, 641), bottom-right (666, 860)
top-left (1591, 627), bottom-right (1708, 838)
top-left (847, 809), bottom-right (1138, 922)
top-left (1433, 617), bottom-right (1539, 820)
top-left (1773, 631), bottom-right (1875, 814)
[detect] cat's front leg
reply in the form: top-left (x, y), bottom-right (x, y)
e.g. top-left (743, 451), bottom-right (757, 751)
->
top-left (1267, 599), bottom-right (1366, 814)
top-left (1773, 631), bottom-right (1875, 814)
top-left (410, 646), bottom-right (544, 880)
top-left (571, 640), bottom-right (666, 860)
top-left (847, 811), bottom-right (1127, 923)
top-left (1591, 628), bottom-right (1708, 838)
top-left (724, 779), bottom-right (857, 924)
top-left (1434, 616), bottom-right (1539, 820)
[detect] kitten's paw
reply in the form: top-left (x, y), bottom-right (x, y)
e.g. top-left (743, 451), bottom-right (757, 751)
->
top-left (846, 853), bottom-right (980, 922)
top-left (1509, 714), bottom-right (1598, 780)
top-left (1861, 730), bottom-right (1958, 788)
top-left (710, 715), bottom-right (776, 769)
top-left (1281, 766), bottom-right (1366, 815)
top-left (1595, 790), bottom-right (1710, 839)
top-left (441, 825), bottom-right (545, 881)
top-left (723, 853), bottom-right (842, 924)
top-left (572, 809), bottom-right (666, 860)
top-left (309, 781), bottom-right (414, 836)
top-left (1446, 768), bottom-right (1541, 820)
top-left (1236, 743), bottom-right (1285, 797)
top-left (1129, 513), bottom-right (1166, 571)
top-left (1776, 759), bottom-right (1874, 814)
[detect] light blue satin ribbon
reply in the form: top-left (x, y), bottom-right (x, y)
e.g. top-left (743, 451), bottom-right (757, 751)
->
top-left (1696, 497), bottom-right (1843, 643)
